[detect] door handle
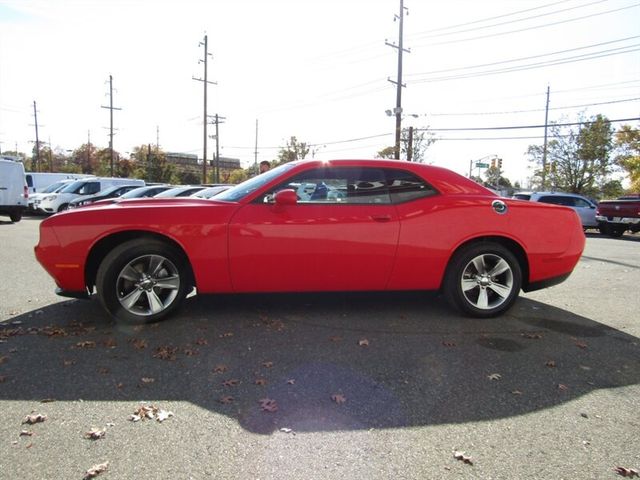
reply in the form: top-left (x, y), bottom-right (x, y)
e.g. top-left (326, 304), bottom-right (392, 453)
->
top-left (371, 214), bottom-right (392, 222)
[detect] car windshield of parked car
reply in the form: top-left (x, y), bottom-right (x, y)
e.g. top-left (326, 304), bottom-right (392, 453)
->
top-left (58, 180), bottom-right (85, 194)
top-left (41, 181), bottom-right (69, 194)
top-left (214, 163), bottom-right (295, 202)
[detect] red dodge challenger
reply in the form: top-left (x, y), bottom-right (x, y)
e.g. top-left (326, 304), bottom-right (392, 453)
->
top-left (35, 159), bottom-right (585, 323)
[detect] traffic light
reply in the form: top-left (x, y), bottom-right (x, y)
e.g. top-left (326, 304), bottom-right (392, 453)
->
top-left (497, 158), bottom-right (503, 169)
top-left (491, 158), bottom-right (496, 168)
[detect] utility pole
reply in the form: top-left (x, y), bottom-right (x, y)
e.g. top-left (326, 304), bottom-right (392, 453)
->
top-left (101, 75), bottom-right (121, 177)
top-left (156, 125), bottom-right (160, 150)
top-left (254, 119), bottom-right (259, 173)
top-left (32, 101), bottom-right (41, 172)
top-left (193, 34), bottom-right (217, 184)
top-left (211, 114), bottom-right (226, 183)
top-left (87, 130), bottom-right (91, 172)
top-left (407, 126), bottom-right (414, 162)
top-left (541, 85), bottom-right (550, 190)
top-left (386, 0), bottom-right (409, 160)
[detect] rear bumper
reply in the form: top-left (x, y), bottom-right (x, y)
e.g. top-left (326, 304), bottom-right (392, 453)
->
top-left (596, 215), bottom-right (640, 225)
top-left (523, 272), bottom-right (571, 292)
top-left (55, 287), bottom-right (90, 300)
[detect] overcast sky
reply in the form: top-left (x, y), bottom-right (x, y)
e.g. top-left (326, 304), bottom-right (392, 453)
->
top-left (0, 0), bottom-right (638, 184)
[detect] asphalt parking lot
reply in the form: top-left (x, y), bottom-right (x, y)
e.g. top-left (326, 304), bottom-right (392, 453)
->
top-left (1, 217), bottom-right (639, 480)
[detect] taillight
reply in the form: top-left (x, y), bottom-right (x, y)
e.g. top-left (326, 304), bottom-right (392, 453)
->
top-left (23, 186), bottom-right (29, 199)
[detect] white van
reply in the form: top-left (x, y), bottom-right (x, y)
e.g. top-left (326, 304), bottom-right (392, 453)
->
top-left (38, 177), bottom-right (145, 214)
top-left (25, 172), bottom-right (94, 195)
top-left (0, 157), bottom-right (28, 222)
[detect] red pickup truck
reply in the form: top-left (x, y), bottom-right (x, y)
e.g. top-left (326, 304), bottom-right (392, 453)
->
top-left (596, 194), bottom-right (640, 237)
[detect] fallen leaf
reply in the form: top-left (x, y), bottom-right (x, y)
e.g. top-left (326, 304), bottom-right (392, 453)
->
top-left (262, 361), bottom-right (274, 368)
top-left (19, 430), bottom-right (33, 437)
top-left (614, 467), bottom-right (639, 478)
top-left (63, 360), bottom-right (76, 367)
top-left (22, 413), bottom-right (47, 425)
top-left (182, 347), bottom-right (199, 356)
top-left (98, 367), bottom-right (110, 375)
top-left (156, 410), bottom-right (174, 422)
top-left (259, 398), bottom-right (278, 412)
top-left (222, 379), bottom-right (241, 387)
top-left (213, 364), bottom-right (228, 374)
top-left (84, 428), bottom-right (106, 440)
top-left (218, 396), bottom-right (234, 404)
top-left (84, 462), bottom-right (109, 479)
top-left (511, 390), bottom-right (523, 395)
top-left (194, 338), bottom-right (208, 346)
top-left (487, 373), bottom-right (502, 381)
top-left (575, 341), bottom-right (588, 349)
top-left (453, 450), bottom-right (473, 465)
top-left (521, 332), bottom-right (543, 339)
top-left (254, 378), bottom-right (267, 386)
top-left (558, 383), bottom-right (569, 391)
top-left (130, 338), bottom-right (148, 350)
top-left (153, 345), bottom-right (178, 361)
top-left (286, 379), bottom-right (296, 385)
top-left (358, 339), bottom-right (370, 347)
top-left (442, 341), bottom-right (457, 347)
top-left (103, 338), bottom-right (117, 348)
top-left (140, 377), bottom-right (155, 384)
top-left (331, 394), bottom-right (347, 404)
top-left (546, 360), bottom-right (556, 368)
top-left (75, 341), bottom-right (96, 349)
top-left (0, 356), bottom-right (7, 364)
top-left (329, 335), bottom-right (342, 342)
top-left (219, 332), bottom-right (234, 338)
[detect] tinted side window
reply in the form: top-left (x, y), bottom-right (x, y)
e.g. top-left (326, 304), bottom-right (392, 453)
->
top-left (538, 196), bottom-right (566, 206)
top-left (573, 198), bottom-right (591, 208)
top-left (384, 168), bottom-right (438, 203)
top-left (513, 194), bottom-right (531, 200)
top-left (262, 167), bottom-right (390, 204)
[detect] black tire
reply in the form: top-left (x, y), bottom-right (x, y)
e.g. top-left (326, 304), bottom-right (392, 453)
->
top-left (57, 204), bottom-right (69, 212)
top-left (96, 238), bottom-right (190, 324)
top-left (609, 226), bottom-right (626, 238)
top-left (444, 242), bottom-right (522, 318)
top-left (9, 211), bottom-right (22, 222)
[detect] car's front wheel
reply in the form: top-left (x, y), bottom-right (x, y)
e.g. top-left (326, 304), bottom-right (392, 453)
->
top-left (444, 242), bottom-right (522, 318)
top-left (96, 239), bottom-right (190, 323)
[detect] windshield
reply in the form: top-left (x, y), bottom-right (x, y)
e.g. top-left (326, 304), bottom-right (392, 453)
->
top-left (215, 163), bottom-right (295, 202)
top-left (42, 181), bottom-right (69, 193)
top-left (59, 180), bottom-right (86, 193)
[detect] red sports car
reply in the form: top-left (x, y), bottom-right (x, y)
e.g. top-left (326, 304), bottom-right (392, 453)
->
top-left (35, 159), bottom-right (585, 323)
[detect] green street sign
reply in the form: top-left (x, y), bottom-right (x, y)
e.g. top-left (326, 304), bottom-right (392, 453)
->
top-left (476, 162), bottom-right (489, 168)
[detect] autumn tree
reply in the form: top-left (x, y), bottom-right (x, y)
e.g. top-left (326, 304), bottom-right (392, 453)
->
top-left (275, 136), bottom-right (309, 165)
top-left (527, 114), bottom-right (615, 197)
top-left (615, 124), bottom-right (640, 192)
top-left (376, 128), bottom-right (436, 162)
top-left (71, 143), bottom-right (100, 174)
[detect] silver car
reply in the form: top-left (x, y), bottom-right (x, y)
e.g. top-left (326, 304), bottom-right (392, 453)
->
top-left (512, 191), bottom-right (598, 229)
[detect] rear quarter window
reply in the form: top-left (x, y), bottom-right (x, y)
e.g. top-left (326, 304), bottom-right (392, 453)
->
top-left (384, 169), bottom-right (438, 204)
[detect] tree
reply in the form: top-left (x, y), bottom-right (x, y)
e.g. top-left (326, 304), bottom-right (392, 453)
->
top-left (132, 145), bottom-right (174, 183)
top-left (527, 114), bottom-right (614, 197)
top-left (275, 136), bottom-right (309, 165)
top-left (615, 124), bottom-right (640, 192)
top-left (376, 127), bottom-right (436, 162)
top-left (72, 143), bottom-right (99, 174)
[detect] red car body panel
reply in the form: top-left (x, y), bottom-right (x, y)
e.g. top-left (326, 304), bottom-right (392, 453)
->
top-left (34, 160), bottom-right (585, 300)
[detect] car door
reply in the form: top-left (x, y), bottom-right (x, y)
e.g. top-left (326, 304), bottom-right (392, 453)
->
top-left (228, 166), bottom-right (400, 292)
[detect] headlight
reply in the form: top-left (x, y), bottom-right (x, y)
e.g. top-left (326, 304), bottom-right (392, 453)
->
top-left (43, 195), bottom-right (56, 201)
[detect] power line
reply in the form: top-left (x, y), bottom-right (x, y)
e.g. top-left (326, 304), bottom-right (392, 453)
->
top-left (417, 116), bottom-right (640, 132)
top-left (410, 45), bottom-right (640, 83)
top-left (406, 35), bottom-right (640, 78)
top-left (410, 0), bottom-right (609, 41)
top-left (415, 3), bottom-right (640, 47)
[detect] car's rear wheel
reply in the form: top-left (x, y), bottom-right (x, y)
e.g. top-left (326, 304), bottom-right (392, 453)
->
top-left (96, 239), bottom-right (189, 324)
top-left (9, 211), bottom-right (22, 222)
top-left (444, 242), bottom-right (522, 318)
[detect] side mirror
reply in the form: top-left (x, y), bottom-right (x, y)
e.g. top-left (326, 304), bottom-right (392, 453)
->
top-left (274, 189), bottom-right (298, 206)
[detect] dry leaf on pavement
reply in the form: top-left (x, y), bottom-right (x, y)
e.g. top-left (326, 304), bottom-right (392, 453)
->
top-left (259, 398), bottom-right (278, 412)
top-left (83, 462), bottom-right (109, 479)
top-left (358, 339), bottom-right (370, 347)
top-left (487, 373), bottom-right (502, 381)
top-left (22, 413), bottom-right (46, 425)
top-left (222, 379), bottom-right (241, 387)
top-left (218, 396), bottom-right (234, 404)
top-left (453, 450), bottom-right (473, 465)
top-left (331, 394), bottom-right (347, 404)
top-left (84, 428), bottom-right (106, 440)
top-left (614, 467), bottom-right (639, 478)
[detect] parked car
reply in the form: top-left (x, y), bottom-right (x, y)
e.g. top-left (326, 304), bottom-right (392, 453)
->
top-left (25, 172), bottom-right (93, 195)
top-left (35, 159), bottom-right (585, 324)
top-left (68, 184), bottom-right (147, 209)
top-left (595, 194), bottom-right (640, 237)
top-left (37, 177), bottom-right (145, 213)
top-left (512, 191), bottom-right (597, 229)
top-left (91, 185), bottom-right (176, 207)
top-left (27, 179), bottom-right (75, 212)
top-left (190, 184), bottom-right (233, 199)
top-left (0, 157), bottom-right (28, 222)
top-left (154, 186), bottom-right (207, 198)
